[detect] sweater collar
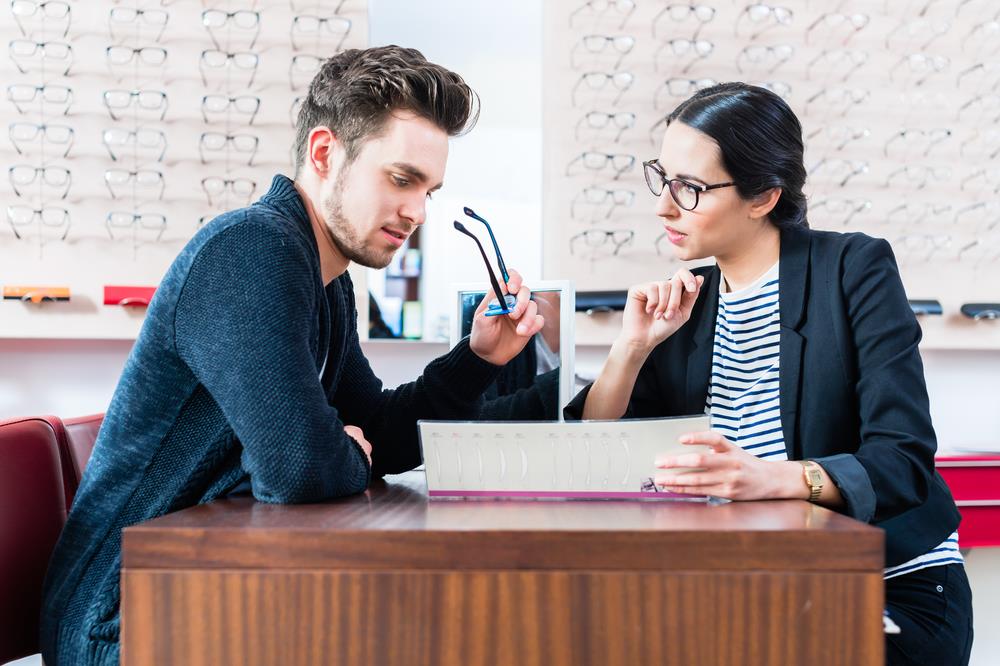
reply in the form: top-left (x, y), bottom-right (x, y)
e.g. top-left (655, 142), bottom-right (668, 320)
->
top-left (260, 174), bottom-right (309, 223)
top-left (258, 173), bottom-right (320, 257)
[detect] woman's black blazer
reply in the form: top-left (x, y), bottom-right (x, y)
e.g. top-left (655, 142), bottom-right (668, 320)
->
top-left (565, 226), bottom-right (961, 567)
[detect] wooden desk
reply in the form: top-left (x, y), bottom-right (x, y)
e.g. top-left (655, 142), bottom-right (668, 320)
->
top-left (122, 471), bottom-right (884, 666)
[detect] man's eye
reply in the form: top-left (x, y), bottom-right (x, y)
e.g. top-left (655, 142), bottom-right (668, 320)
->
top-left (391, 175), bottom-right (409, 187)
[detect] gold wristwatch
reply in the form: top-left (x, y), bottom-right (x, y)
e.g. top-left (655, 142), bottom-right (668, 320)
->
top-left (798, 460), bottom-right (823, 502)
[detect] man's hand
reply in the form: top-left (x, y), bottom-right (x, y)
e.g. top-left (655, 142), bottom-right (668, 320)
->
top-left (469, 268), bottom-right (546, 366)
top-left (344, 425), bottom-right (372, 466)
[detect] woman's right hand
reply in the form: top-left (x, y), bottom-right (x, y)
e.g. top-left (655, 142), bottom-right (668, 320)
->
top-left (619, 269), bottom-right (705, 352)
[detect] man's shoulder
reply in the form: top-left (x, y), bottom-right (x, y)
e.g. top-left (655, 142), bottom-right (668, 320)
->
top-left (154, 206), bottom-right (319, 317)
top-left (176, 205), bottom-right (315, 274)
top-left (200, 204), bottom-right (310, 248)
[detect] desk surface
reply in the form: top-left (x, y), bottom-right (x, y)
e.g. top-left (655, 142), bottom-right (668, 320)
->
top-left (124, 470), bottom-right (882, 572)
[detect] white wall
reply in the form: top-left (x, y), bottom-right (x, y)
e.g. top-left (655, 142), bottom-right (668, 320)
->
top-left (0, 339), bottom-right (132, 418)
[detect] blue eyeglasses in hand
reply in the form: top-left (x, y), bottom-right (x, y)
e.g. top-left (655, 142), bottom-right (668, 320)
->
top-left (453, 206), bottom-right (517, 317)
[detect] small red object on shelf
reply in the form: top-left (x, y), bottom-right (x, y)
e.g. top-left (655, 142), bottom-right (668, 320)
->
top-left (103, 286), bottom-right (156, 308)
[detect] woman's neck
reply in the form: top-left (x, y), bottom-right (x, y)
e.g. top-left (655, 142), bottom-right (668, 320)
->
top-left (716, 223), bottom-right (781, 293)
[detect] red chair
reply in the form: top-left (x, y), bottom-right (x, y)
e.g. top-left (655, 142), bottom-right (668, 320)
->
top-left (0, 416), bottom-right (75, 665)
top-left (61, 414), bottom-right (104, 505)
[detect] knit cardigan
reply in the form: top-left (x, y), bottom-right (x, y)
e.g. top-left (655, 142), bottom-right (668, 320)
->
top-left (40, 175), bottom-right (500, 665)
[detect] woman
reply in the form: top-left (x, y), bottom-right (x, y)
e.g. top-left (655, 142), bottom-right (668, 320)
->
top-left (565, 82), bottom-right (973, 665)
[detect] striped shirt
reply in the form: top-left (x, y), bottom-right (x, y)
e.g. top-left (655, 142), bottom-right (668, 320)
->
top-left (706, 261), bottom-right (963, 579)
top-left (706, 262), bottom-right (785, 459)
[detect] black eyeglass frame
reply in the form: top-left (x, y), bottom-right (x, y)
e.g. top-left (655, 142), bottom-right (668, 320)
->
top-left (642, 159), bottom-right (735, 211)
top-left (452, 220), bottom-right (516, 317)
top-left (463, 206), bottom-right (509, 283)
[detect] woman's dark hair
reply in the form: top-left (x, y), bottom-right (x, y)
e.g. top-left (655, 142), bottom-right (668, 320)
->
top-left (293, 45), bottom-right (480, 174)
top-left (666, 82), bottom-right (808, 230)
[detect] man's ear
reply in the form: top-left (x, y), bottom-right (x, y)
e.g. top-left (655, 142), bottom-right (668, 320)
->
top-left (307, 126), bottom-right (340, 176)
top-left (749, 187), bottom-right (782, 220)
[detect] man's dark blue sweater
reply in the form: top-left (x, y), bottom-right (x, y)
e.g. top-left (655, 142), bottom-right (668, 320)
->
top-left (39, 175), bottom-right (501, 665)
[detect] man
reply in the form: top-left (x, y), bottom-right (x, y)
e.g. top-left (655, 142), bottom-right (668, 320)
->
top-left (40, 46), bottom-right (544, 665)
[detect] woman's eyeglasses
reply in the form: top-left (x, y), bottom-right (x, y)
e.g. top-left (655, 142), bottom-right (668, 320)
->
top-left (642, 159), bottom-right (735, 211)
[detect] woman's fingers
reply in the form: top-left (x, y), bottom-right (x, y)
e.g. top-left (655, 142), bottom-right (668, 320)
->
top-left (666, 269), bottom-right (701, 318)
top-left (679, 274), bottom-right (705, 315)
top-left (644, 282), bottom-right (660, 314)
top-left (665, 274), bottom-right (684, 319)
top-left (654, 471), bottom-right (721, 488)
top-left (654, 281), bottom-right (671, 319)
top-left (678, 268), bottom-right (698, 292)
top-left (655, 451), bottom-right (719, 470)
top-left (680, 431), bottom-right (733, 452)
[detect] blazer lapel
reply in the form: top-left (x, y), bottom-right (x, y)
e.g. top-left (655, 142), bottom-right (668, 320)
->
top-left (779, 228), bottom-right (811, 460)
top-left (686, 265), bottom-right (721, 414)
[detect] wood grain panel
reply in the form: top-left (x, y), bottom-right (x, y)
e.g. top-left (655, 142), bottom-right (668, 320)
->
top-left (122, 569), bottom-right (883, 666)
top-left (123, 474), bottom-right (883, 573)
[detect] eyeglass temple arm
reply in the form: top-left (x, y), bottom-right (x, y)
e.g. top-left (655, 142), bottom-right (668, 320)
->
top-left (463, 206), bottom-right (509, 283)
top-left (702, 181), bottom-right (736, 191)
top-left (453, 221), bottom-right (510, 314)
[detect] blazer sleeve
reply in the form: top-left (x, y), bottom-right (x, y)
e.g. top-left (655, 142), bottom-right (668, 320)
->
top-left (812, 237), bottom-right (937, 523)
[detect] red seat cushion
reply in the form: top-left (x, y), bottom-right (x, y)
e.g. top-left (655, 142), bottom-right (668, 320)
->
top-left (0, 416), bottom-right (71, 663)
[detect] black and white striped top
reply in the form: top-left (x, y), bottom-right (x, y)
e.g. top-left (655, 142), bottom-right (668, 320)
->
top-left (706, 261), bottom-right (963, 579)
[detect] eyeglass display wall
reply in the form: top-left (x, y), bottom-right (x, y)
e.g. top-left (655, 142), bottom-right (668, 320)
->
top-left (544, 0), bottom-right (1000, 348)
top-left (1, 0), bottom-right (369, 339)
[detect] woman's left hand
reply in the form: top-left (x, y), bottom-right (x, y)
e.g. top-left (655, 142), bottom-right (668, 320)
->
top-left (655, 431), bottom-right (804, 501)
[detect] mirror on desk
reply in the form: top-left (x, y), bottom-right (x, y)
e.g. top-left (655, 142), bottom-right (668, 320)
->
top-left (450, 281), bottom-right (575, 421)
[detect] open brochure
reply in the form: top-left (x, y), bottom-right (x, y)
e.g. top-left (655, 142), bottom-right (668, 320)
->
top-left (418, 415), bottom-right (715, 500)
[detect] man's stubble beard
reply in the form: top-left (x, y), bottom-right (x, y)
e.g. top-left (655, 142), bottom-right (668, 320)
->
top-left (322, 164), bottom-right (395, 270)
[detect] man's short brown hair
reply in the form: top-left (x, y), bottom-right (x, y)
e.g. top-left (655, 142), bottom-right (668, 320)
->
top-left (293, 45), bottom-right (480, 174)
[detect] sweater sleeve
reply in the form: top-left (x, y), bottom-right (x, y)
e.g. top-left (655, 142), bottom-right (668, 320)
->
top-left (813, 236), bottom-right (936, 523)
top-left (174, 223), bottom-right (371, 503)
top-left (332, 281), bottom-right (502, 477)
top-left (479, 367), bottom-right (561, 421)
